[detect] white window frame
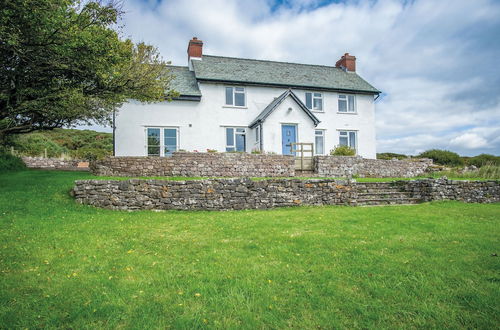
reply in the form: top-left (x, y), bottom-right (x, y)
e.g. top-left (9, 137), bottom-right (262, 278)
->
top-left (314, 129), bottom-right (325, 155)
top-left (145, 127), bottom-right (179, 157)
top-left (305, 92), bottom-right (324, 112)
top-left (338, 94), bottom-right (356, 113)
top-left (225, 127), bottom-right (247, 152)
top-left (338, 130), bottom-right (357, 152)
top-left (225, 86), bottom-right (246, 107)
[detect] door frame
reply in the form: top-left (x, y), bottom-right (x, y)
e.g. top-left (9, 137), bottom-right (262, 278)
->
top-left (281, 123), bottom-right (298, 155)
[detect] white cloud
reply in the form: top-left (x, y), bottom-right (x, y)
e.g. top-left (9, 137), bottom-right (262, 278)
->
top-left (450, 133), bottom-right (488, 149)
top-left (117, 0), bottom-right (500, 156)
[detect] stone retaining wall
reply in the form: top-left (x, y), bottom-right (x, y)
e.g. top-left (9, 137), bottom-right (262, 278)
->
top-left (73, 178), bottom-right (499, 211)
top-left (90, 152), bottom-right (295, 177)
top-left (22, 157), bottom-right (89, 171)
top-left (314, 156), bottom-right (433, 178)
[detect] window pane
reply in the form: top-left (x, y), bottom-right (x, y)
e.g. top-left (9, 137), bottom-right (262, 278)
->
top-left (235, 87), bottom-right (244, 92)
top-left (314, 93), bottom-right (322, 98)
top-left (226, 147), bottom-right (235, 152)
top-left (348, 95), bottom-right (355, 112)
top-left (225, 87), bottom-right (233, 105)
top-left (349, 131), bottom-right (356, 149)
top-left (226, 128), bottom-right (234, 146)
top-left (236, 133), bottom-right (246, 152)
top-left (339, 94), bottom-right (346, 99)
top-left (338, 99), bottom-right (347, 112)
top-left (305, 93), bottom-right (312, 109)
top-left (314, 97), bottom-right (323, 110)
top-left (235, 92), bottom-right (245, 106)
top-left (339, 131), bottom-right (348, 136)
top-left (148, 146), bottom-right (160, 156)
top-left (236, 128), bottom-right (245, 133)
top-left (147, 128), bottom-right (160, 146)
top-left (164, 128), bottom-right (176, 138)
top-left (315, 135), bottom-right (324, 154)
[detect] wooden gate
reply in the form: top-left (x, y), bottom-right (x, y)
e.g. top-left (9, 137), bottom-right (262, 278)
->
top-left (291, 142), bottom-right (314, 171)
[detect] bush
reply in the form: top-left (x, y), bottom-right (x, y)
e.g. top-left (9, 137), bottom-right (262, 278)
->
top-left (466, 154), bottom-right (500, 167)
top-left (13, 133), bottom-right (67, 157)
top-left (417, 149), bottom-right (464, 166)
top-left (330, 145), bottom-right (356, 156)
top-left (0, 152), bottom-right (26, 172)
top-left (377, 152), bottom-right (408, 160)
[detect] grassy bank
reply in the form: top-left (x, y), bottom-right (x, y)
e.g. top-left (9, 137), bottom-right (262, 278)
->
top-left (0, 170), bottom-right (499, 328)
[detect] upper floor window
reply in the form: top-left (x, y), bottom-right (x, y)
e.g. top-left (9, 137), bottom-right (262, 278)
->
top-left (225, 87), bottom-right (246, 107)
top-left (338, 94), bottom-right (356, 113)
top-left (305, 92), bottom-right (323, 111)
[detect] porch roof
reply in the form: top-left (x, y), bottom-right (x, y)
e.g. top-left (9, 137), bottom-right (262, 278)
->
top-left (248, 89), bottom-right (321, 129)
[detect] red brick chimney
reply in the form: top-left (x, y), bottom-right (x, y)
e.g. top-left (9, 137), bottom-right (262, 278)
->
top-left (335, 53), bottom-right (356, 72)
top-left (187, 37), bottom-right (203, 59)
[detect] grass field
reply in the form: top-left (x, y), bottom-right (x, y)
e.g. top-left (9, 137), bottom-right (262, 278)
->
top-left (0, 170), bottom-right (499, 328)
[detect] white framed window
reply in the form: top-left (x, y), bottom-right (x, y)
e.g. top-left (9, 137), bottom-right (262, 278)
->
top-left (146, 127), bottom-right (179, 157)
top-left (338, 130), bottom-right (357, 150)
top-left (338, 94), bottom-right (356, 113)
top-left (305, 92), bottom-right (323, 111)
top-left (225, 87), bottom-right (246, 107)
top-left (315, 130), bottom-right (325, 155)
top-left (226, 127), bottom-right (246, 152)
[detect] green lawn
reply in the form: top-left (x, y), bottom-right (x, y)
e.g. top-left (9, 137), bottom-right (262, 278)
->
top-left (1, 170), bottom-right (499, 328)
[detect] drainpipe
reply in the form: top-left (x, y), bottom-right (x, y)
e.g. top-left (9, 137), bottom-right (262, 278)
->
top-left (259, 123), bottom-right (264, 152)
top-left (112, 109), bottom-right (116, 156)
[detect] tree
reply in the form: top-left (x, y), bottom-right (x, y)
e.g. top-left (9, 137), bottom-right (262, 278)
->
top-left (0, 0), bottom-right (177, 140)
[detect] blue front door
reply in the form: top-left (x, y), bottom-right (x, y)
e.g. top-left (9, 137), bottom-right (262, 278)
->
top-left (281, 125), bottom-right (297, 155)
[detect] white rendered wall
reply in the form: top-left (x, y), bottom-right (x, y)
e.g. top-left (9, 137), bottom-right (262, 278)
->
top-left (115, 82), bottom-right (377, 158)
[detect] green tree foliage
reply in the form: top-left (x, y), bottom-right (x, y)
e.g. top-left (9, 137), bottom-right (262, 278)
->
top-left (0, 0), bottom-right (177, 140)
top-left (377, 152), bottom-right (408, 160)
top-left (8, 128), bottom-right (112, 159)
top-left (330, 145), bottom-right (356, 156)
top-left (418, 149), bottom-right (464, 166)
top-left (466, 154), bottom-right (500, 167)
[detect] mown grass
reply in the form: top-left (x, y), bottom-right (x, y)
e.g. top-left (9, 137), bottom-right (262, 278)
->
top-left (0, 170), bottom-right (499, 328)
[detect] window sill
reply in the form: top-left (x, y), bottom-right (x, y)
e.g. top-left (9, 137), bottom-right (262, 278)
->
top-left (337, 112), bottom-right (358, 115)
top-left (223, 105), bottom-right (248, 109)
top-left (311, 110), bottom-right (324, 113)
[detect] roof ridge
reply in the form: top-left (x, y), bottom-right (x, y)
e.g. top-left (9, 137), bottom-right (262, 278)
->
top-left (202, 54), bottom-right (345, 71)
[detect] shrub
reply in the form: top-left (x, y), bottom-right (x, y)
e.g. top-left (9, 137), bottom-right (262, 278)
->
top-left (377, 152), bottom-right (408, 160)
top-left (0, 152), bottom-right (26, 172)
top-left (466, 154), bottom-right (500, 167)
top-left (330, 145), bottom-right (356, 156)
top-left (417, 149), bottom-right (464, 166)
top-left (70, 147), bottom-right (109, 161)
top-left (13, 133), bottom-right (67, 157)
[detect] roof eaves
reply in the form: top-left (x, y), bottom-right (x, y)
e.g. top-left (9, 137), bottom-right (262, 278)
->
top-left (195, 78), bottom-right (380, 95)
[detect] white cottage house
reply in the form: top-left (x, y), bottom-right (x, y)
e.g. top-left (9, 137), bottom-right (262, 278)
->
top-left (115, 37), bottom-right (380, 158)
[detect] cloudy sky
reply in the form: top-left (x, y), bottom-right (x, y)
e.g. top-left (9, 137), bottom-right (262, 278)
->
top-left (104, 0), bottom-right (500, 156)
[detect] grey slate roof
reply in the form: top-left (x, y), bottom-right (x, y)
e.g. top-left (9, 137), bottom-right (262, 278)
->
top-left (192, 55), bottom-right (380, 94)
top-left (168, 66), bottom-right (201, 97)
top-left (249, 89), bottom-right (321, 128)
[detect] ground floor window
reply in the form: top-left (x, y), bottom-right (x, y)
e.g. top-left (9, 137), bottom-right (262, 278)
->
top-left (146, 127), bottom-right (178, 156)
top-left (339, 130), bottom-right (357, 150)
top-left (315, 130), bottom-right (325, 155)
top-left (226, 127), bottom-right (246, 152)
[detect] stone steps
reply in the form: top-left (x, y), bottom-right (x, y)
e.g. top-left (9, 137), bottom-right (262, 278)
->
top-left (352, 183), bottom-right (421, 206)
top-left (357, 191), bottom-right (413, 200)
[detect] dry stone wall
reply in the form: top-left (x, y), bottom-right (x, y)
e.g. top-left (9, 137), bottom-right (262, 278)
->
top-left (90, 152), bottom-right (295, 177)
top-left (73, 177), bottom-right (499, 211)
top-left (22, 157), bottom-right (89, 171)
top-left (314, 156), bottom-right (433, 178)
top-left (73, 178), bottom-right (353, 211)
